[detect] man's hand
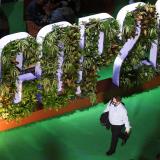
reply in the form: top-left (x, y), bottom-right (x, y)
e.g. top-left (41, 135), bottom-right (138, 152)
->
top-left (125, 128), bottom-right (131, 134)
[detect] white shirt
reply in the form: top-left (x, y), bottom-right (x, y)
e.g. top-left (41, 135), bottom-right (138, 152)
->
top-left (104, 101), bottom-right (131, 130)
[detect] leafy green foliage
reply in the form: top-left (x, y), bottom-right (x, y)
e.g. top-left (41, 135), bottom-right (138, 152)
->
top-left (157, 21), bottom-right (160, 71)
top-left (41, 25), bottom-right (81, 109)
top-left (61, 25), bottom-right (81, 95)
top-left (1, 8), bottom-right (158, 120)
top-left (81, 18), bottom-right (120, 102)
top-left (41, 27), bottom-right (60, 108)
top-left (120, 4), bottom-right (158, 88)
top-left (0, 37), bottom-right (40, 120)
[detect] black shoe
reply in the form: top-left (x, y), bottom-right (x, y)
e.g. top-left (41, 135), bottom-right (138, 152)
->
top-left (106, 150), bottom-right (115, 156)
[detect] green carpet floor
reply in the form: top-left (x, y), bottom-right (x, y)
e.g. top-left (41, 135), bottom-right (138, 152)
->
top-left (0, 85), bottom-right (160, 160)
top-left (97, 64), bottom-right (113, 81)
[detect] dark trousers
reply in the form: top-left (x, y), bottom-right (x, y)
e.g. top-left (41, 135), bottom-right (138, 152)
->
top-left (108, 125), bottom-right (127, 152)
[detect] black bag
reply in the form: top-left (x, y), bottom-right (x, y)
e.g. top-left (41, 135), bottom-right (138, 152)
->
top-left (100, 112), bottom-right (110, 129)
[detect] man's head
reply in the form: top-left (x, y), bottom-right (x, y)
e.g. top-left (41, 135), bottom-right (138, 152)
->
top-left (112, 96), bottom-right (121, 106)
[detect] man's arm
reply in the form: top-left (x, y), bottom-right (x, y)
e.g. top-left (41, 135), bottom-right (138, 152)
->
top-left (123, 109), bottom-right (131, 133)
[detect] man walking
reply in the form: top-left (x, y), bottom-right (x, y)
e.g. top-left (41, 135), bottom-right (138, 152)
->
top-left (103, 96), bottom-right (131, 156)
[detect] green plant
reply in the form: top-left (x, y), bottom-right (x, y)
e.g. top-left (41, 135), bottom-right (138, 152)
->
top-left (41, 26), bottom-right (61, 108)
top-left (0, 37), bottom-right (40, 120)
top-left (41, 25), bottom-right (82, 109)
top-left (157, 20), bottom-right (160, 70)
top-left (120, 4), bottom-right (158, 88)
top-left (81, 18), bottom-right (120, 103)
top-left (61, 25), bottom-right (81, 96)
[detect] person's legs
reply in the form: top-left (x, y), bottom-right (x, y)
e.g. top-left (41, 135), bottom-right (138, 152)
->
top-left (119, 125), bottom-right (126, 139)
top-left (107, 125), bottom-right (122, 155)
